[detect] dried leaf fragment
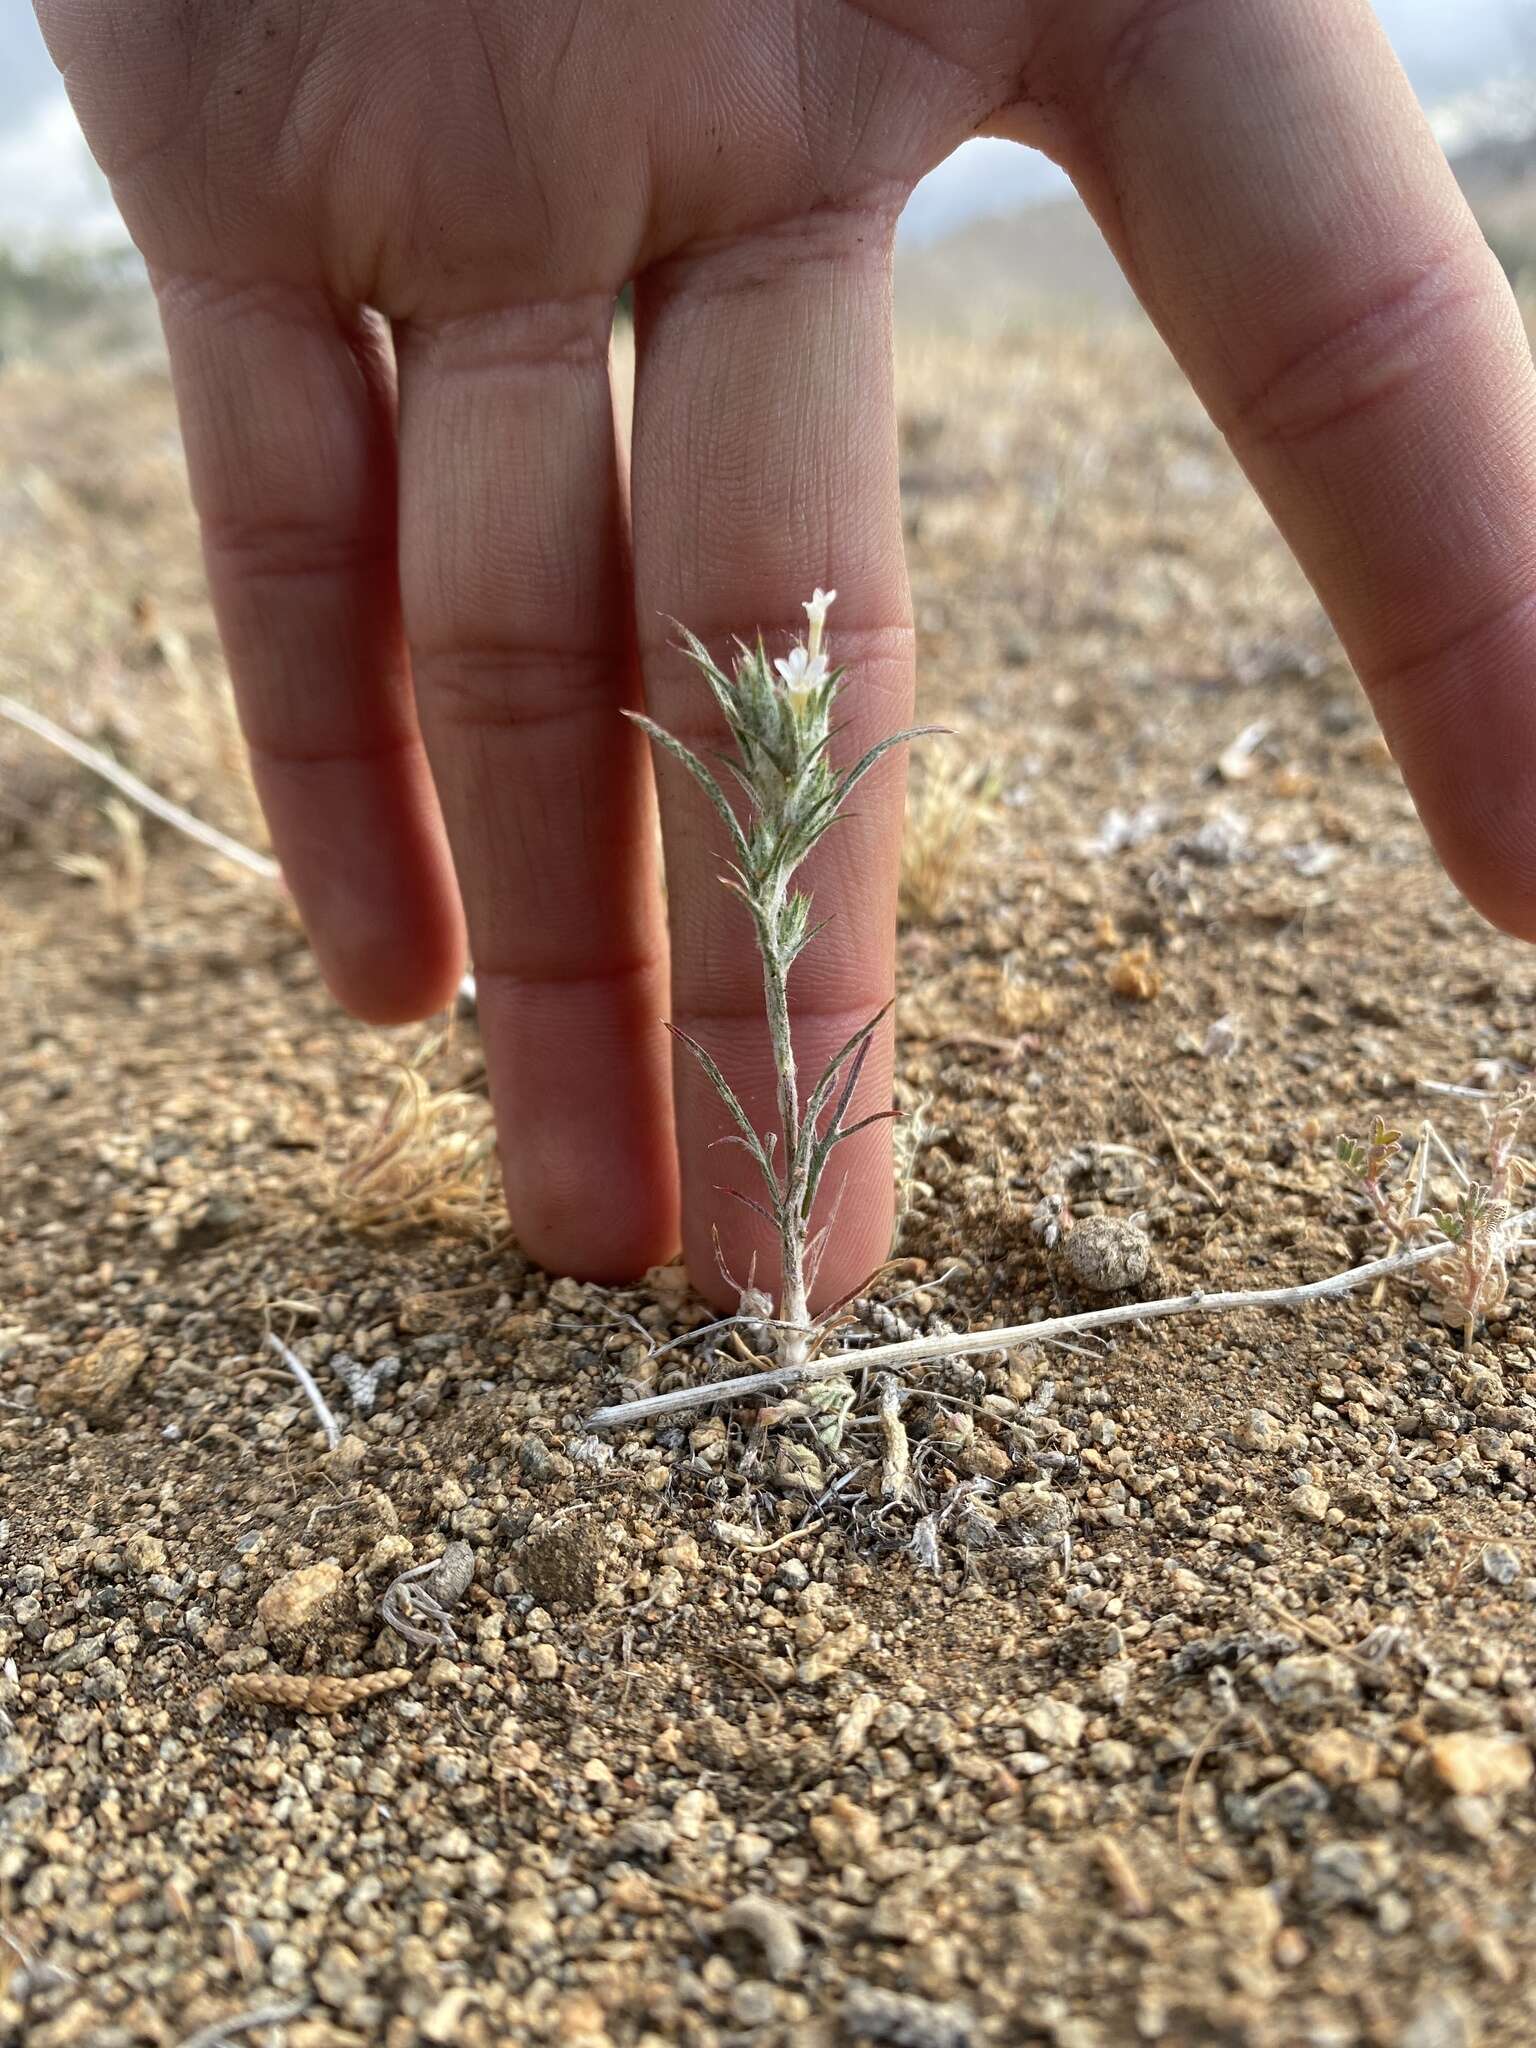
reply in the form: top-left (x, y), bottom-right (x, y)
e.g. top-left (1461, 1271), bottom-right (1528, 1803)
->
top-left (226, 1668), bottom-right (410, 1714)
top-left (38, 1329), bottom-right (148, 1423)
top-left (1108, 945), bottom-right (1161, 1002)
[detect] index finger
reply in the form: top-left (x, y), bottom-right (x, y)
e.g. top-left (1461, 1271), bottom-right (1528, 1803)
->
top-left (1058, 0), bottom-right (1536, 937)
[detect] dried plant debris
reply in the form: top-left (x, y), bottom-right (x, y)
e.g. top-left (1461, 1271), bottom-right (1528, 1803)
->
top-left (323, 1031), bottom-right (499, 1241)
top-left (328, 1348), bottom-right (402, 1417)
top-left (1338, 1091), bottom-right (1534, 1346)
top-left (54, 794), bottom-right (147, 918)
top-left (379, 1541), bottom-right (476, 1652)
top-left (224, 1668), bottom-right (410, 1714)
top-left (639, 1291), bottom-right (1065, 1575)
top-left (900, 751), bottom-right (1000, 924)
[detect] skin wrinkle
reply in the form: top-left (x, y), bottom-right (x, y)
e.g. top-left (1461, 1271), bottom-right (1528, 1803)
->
top-left (203, 522), bottom-right (396, 587)
top-left (242, 727), bottom-right (425, 773)
top-left (1218, 238), bottom-right (1499, 458)
top-left (1370, 585), bottom-right (1536, 720)
top-left (1094, 0), bottom-right (1231, 103)
top-left (461, 0), bottom-right (554, 255)
top-left (836, 0), bottom-right (994, 98)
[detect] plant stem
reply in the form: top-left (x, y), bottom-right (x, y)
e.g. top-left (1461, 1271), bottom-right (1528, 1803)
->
top-left (761, 890), bottom-right (810, 1353)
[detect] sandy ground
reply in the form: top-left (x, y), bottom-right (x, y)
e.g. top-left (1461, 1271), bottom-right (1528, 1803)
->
top-left (5, 316), bottom-right (1536, 2048)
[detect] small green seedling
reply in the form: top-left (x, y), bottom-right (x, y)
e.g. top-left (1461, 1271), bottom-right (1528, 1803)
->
top-left (630, 591), bottom-right (932, 1366)
top-left (1337, 1092), bottom-right (1535, 1350)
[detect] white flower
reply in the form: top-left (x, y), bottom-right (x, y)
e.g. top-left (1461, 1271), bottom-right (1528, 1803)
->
top-left (803, 587), bottom-right (837, 657)
top-left (773, 644), bottom-right (829, 700)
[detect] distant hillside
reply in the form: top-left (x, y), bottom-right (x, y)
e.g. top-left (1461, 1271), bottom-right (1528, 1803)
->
top-left (894, 191), bottom-right (1140, 330)
top-left (895, 82), bottom-right (1536, 329)
top-left (1446, 108), bottom-right (1536, 276)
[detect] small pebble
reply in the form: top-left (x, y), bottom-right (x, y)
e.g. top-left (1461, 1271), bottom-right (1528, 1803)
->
top-left (527, 1640), bottom-right (561, 1680)
top-left (1481, 1542), bottom-right (1520, 1587)
top-left (1429, 1731), bottom-right (1533, 1798)
top-left (257, 1562), bottom-right (344, 1639)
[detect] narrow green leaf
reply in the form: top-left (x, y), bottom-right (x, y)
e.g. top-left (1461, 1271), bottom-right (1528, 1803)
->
top-left (714, 1131), bottom-right (785, 1196)
top-left (801, 1001), bottom-right (894, 1140)
top-left (801, 1033), bottom-right (876, 1213)
top-left (803, 1105), bottom-right (897, 1218)
top-left (625, 711), bottom-right (751, 872)
top-left (723, 1186), bottom-right (779, 1227)
top-left (675, 623), bottom-right (732, 692)
top-left (835, 724), bottom-right (946, 808)
top-left (664, 1022), bottom-right (776, 1200)
top-left (783, 912), bottom-right (828, 969)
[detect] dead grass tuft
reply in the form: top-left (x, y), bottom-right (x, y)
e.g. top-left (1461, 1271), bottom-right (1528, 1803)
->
top-left (899, 751), bottom-right (1000, 924)
top-left (55, 795), bottom-right (147, 919)
top-left (322, 1032), bottom-right (501, 1242)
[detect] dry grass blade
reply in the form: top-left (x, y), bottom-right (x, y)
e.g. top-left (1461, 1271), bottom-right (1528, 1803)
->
top-left (323, 1034), bottom-right (500, 1241)
top-left (899, 751), bottom-right (1000, 924)
top-left (56, 794), bottom-right (148, 918)
top-left (0, 689), bottom-right (280, 881)
top-left (172, 1996), bottom-right (309, 2048)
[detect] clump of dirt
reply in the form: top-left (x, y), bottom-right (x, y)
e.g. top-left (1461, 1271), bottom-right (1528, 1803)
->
top-left (517, 1515), bottom-right (614, 1611)
top-left (5, 322), bottom-right (1536, 2047)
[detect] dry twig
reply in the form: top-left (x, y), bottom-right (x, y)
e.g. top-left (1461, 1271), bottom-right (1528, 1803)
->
top-left (263, 1333), bottom-right (341, 1452)
top-left (0, 691), bottom-right (279, 880)
top-left (0, 692), bottom-right (479, 1002)
top-left (587, 1216), bottom-right (1536, 1430)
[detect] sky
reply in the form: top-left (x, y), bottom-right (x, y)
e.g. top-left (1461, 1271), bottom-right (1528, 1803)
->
top-left (1, 0), bottom-right (1533, 250)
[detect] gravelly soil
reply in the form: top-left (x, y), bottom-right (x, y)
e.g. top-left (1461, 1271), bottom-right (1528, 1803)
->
top-left (5, 322), bottom-right (1536, 2048)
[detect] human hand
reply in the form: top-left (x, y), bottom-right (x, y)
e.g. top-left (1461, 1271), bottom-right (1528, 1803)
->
top-left (38, 0), bottom-right (1536, 1309)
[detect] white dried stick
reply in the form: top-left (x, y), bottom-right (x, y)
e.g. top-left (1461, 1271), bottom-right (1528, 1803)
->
top-left (586, 1212), bottom-right (1536, 1430)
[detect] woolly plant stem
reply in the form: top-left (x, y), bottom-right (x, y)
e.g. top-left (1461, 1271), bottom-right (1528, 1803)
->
top-left (761, 892), bottom-right (810, 1345)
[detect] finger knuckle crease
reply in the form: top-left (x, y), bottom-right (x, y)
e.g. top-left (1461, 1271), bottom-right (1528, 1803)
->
top-left (1373, 583), bottom-right (1536, 699)
top-left (416, 645), bottom-right (615, 735)
top-left (1098, 0), bottom-right (1230, 100)
top-left (207, 517), bottom-right (389, 586)
top-left (1224, 245), bottom-right (1494, 456)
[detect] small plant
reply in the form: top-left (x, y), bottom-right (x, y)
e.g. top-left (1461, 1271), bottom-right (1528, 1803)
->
top-left (631, 592), bottom-right (932, 1364)
top-left (606, 593), bottom-right (1536, 1443)
top-left (1337, 1095), bottom-right (1535, 1349)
